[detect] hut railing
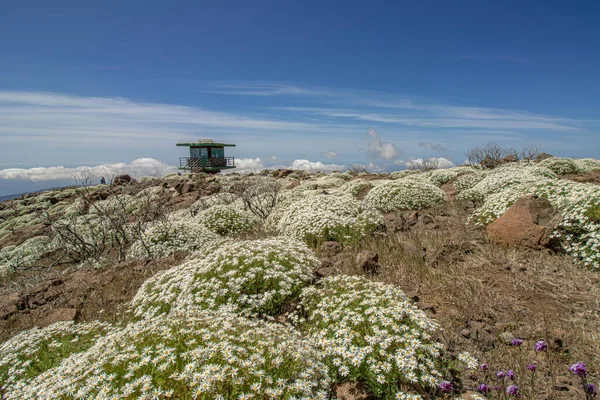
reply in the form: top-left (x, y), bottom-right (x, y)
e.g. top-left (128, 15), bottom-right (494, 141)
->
top-left (180, 157), bottom-right (235, 170)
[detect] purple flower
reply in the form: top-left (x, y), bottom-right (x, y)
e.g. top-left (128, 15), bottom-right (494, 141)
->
top-left (583, 383), bottom-right (598, 397)
top-left (478, 383), bottom-right (491, 394)
top-left (507, 370), bottom-right (516, 380)
top-left (526, 363), bottom-right (537, 372)
top-left (506, 385), bottom-right (520, 397)
top-left (480, 363), bottom-right (489, 371)
top-left (570, 362), bottom-right (587, 378)
top-left (440, 381), bottom-right (453, 393)
top-left (511, 338), bottom-right (523, 347)
top-left (496, 370), bottom-right (505, 379)
top-left (534, 340), bottom-right (548, 352)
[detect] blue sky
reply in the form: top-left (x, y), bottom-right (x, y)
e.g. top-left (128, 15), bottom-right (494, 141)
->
top-left (1, 0), bottom-right (599, 195)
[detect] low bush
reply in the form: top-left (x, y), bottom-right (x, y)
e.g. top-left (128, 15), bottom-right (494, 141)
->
top-left (131, 237), bottom-right (319, 319)
top-left (196, 205), bottom-right (258, 235)
top-left (0, 321), bottom-right (112, 394)
top-left (268, 193), bottom-right (383, 246)
top-left (537, 157), bottom-right (579, 175)
top-left (2, 311), bottom-right (331, 399)
top-left (364, 180), bottom-right (446, 213)
top-left (128, 219), bottom-right (220, 260)
top-left (293, 276), bottom-right (446, 399)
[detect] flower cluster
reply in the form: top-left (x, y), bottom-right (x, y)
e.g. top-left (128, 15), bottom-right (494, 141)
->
top-left (131, 237), bottom-right (319, 318)
top-left (0, 235), bottom-right (54, 273)
top-left (195, 204), bottom-right (259, 235)
top-left (574, 158), bottom-right (600, 174)
top-left (537, 157), bottom-right (579, 175)
top-left (364, 179), bottom-right (447, 213)
top-left (0, 320), bottom-right (112, 393)
top-left (267, 192), bottom-right (383, 245)
top-left (468, 170), bottom-right (600, 268)
top-left (293, 275), bottom-right (445, 398)
top-left (128, 219), bottom-right (220, 260)
top-left (337, 179), bottom-right (373, 198)
top-left (2, 310), bottom-right (331, 399)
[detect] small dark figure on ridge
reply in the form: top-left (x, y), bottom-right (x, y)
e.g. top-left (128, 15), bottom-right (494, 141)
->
top-left (100, 176), bottom-right (106, 185)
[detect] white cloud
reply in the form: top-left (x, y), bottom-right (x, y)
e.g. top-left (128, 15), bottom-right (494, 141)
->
top-left (323, 151), bottom-right (338, 159)
top-left (402, 157), bottom-right (456, 169)
top-left (0, 158), bottom-right (177, 181)
top-left (0, 91), bottom-right (361, 147)
top-left (288, 160), bottom-right (345, 172)
top-left (366, 129), bottom-right (399, 160)
top-left (227, 158), bottom-right (265, 174)
top-left (270, 156), bottom-right (280, 163)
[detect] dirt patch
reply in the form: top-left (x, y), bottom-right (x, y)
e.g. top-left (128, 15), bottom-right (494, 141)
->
top-left (563, 172), bottom-right (600, 185)
top-left (0, 254), bottom-right (185, 341)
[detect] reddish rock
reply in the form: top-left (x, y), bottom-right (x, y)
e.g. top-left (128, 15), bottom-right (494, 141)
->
top-left (486, 195), bottom-right (562, 248)
top-left (113, 174), bottom-right (133, 186)
top-left (334, 381), bottom-right (372, 400)
top-left (535, 152), bottom-right (554, 162)
top-left (356, 250), bottom-right (380, 275)
top-left (320, 241), bottom-right (342, 256)
top-left (38, 308), bottom-right (78, 328)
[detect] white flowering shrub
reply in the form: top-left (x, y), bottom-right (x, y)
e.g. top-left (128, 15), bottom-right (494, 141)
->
top-left (268, 193), bottom-right (383, 246)
top-left (457, 166), bottom-right (556, 202)
top-left (454, 172), bottom-right (487, 192)
top-left (573, 158), bottom-right (600, 173)
top-left (0, 236), bottom-right (54, 272)
top-left (364, 180), bottom-right (446, 213)
top-left (190, 192), bottom-right (239, 214)
top-left (0, 214), bottom-right (42, 241)
top-left (294, 276), bottom-right (445, 399)
top-left (338, 179), bottom-right (373, 198)
top-left (63, 198), bottom-right (88, 217)
top-left (537, 157), bottom-right (579, 175)
top-left (425, 169), bottom-right (460, 186)
top-left (196, 205), bottom-right (258, 235)
top-left (301, 176), bottom-right (347, 190)
top-left (0, 321), bottom-right (112, 394)
top-left (128, 219), bottom-right (220, 260)
top-left (131, 237), bottom-right (319, 318)
top-left (389, 170), bottom-right (421, 180)
top-left (3, 311), bottom-right (331, 400)
top-left (468, 169), bottom-right (600, 268)
top-left (90, 194), bottom-right (138, 215)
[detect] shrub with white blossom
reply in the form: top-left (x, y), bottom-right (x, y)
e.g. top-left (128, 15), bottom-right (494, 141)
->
top-left (364, 179), bottom-right (447, 213)
top-left (0, 236), bottom-right (54, 272)
top-left (131, 237), bottom-right (319, 319)
top-left (469, 170), bottom-right (600, 269)
top-left (427, 169), bottom-right (460, 186)
top-left (293, 276), bottom-right (445, 399)
top-left (268, 193), bottom-right (383, 246)
top-left (2, 311), bottom-right (331, 400)
top-left (537, 157), bottom-right (579, 175)
top-left (128, 219), bottom-right (220, 260)
top-left (573, 158), bottom-right (600, 173)
top-left (0, 321), bottom-right (112, 394)
top-left (337, 179), bottom-right (373, 198)
top-left (196, 204), bottom-right (259, 235)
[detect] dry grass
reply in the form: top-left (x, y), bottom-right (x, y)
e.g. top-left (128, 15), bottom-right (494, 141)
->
top-left (322, 201), bottom-right (600, 394)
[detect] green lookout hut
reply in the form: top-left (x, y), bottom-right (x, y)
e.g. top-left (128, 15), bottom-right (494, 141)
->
top-left (177, 139), bottom-right (236, 173)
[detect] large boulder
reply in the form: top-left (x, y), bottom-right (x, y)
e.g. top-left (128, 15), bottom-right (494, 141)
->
top-left (486, 195), bottom-right (562, 248)
top-left (356, 250), bottom-right (380, 275)
top-left (113, 174), bottom-right (133, 186)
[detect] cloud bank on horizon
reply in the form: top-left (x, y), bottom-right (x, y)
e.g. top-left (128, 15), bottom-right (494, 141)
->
top-left (0, 83), bottom-right (596, 176)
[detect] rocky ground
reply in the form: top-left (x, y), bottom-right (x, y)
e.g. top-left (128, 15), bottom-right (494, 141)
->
top-left (0, 166), bottom-right (599, 399)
